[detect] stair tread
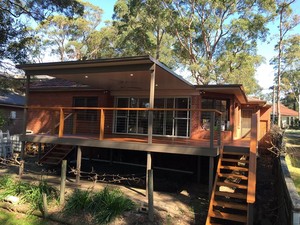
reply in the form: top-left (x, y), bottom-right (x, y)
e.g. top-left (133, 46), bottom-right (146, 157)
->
top-left (219, 173), bottom-right (248, 180)
top-left (221, 158), bottom-right (249, 163)
top-left (219, 165), bottom-right (249, 171)
top-left (213, 200), bottom-right (247, 210)
top-left (217, 181), bottom-right (247, 189)
top-left (209, 210), bottom-right (247, 223)
top-left (215, 191), bottom-right (247, 199)
top-left (223, 151), bottom-right (249, 156)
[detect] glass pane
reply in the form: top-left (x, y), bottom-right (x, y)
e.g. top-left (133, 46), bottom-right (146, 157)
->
top-left (128, 111), bottom-right (137, 133)
top-left (165, 111), bottom-right (173, 135)
top-left (117, 98), bottom-right (128, 117)
top-left (116, 117), bottom-right (127, 133)
top-left (153, 99), bottom-right (165, 135)
top-left (175, 119), bottom-right (188, 137)
top-left (175, 98), bottom-right (188, 118)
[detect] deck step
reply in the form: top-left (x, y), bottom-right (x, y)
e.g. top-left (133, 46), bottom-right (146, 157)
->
top-left (218, 172), bottom-right (248, 180)
top-left (213, 200), bottom-right (247, 211)
top-left (209, 210), bottom-right (247, 223)
top-left (40, 145), bottom-right (75, 165)
top-left (219, 165), bottom-right (249, 171)
top-left (223, 151), bottom-right (249, 156)
top-left (221, 158), bottom-right (249, 164)
top-left (215, 191), bottom-right (247, 200)
top-left (217, 181), bottom-right (248, 189)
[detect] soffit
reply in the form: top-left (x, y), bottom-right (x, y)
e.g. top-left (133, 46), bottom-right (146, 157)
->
top-left (17, 56), bottom-right (195, 92)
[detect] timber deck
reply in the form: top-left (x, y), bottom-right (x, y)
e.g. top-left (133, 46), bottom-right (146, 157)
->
top-left (21, 133), bottom-right (250, 157)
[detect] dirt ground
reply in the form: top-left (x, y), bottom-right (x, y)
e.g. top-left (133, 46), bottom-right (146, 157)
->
top-left (0, 156), bottom-right (209, 225)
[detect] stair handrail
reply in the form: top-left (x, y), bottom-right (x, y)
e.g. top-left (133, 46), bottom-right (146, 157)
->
top-left (205, 146), bottom-right (224, 225)
top-left (39, 144), bottom-right (57, 162)
top-left (46, 112), bottom-right (74, 135)
top-left (247, 112), bottom-right (259, 204)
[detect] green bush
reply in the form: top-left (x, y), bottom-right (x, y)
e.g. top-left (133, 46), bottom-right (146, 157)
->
top-left (0, 176), bottom-right (59, 212)
top-left (64, 187), bottom-right (136, 224)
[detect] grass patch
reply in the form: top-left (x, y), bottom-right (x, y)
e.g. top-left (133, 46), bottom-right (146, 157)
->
top-left (0, 176), bottom-right (59, 212)
top-left (64, 187), bottom-right (136, 224)
top-left (286, 155), bottom-right (300, 194)
top-left (0, 209), bottom-right (51, 225)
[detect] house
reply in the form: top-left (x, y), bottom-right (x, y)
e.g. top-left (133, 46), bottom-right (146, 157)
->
top-left (17, 55), bottom-right (271, 224)
top-left (273, 103), bottom-right (298, 128)
top-left (0, 91), bottom-right (25, 134)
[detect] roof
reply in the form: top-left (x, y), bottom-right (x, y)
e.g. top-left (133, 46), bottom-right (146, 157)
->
top-left (0, 91), bottom-right (25, 107)
top-left (247, 96), bottom-right (268, 107)
top-left (273, 103), bottom-right (298, 117)
top-left (17, 55), bottom-right (195, 92)
top-left (195, 84), bottom-right (248, 104)
top-left (30, 78), bottom-right (89, 89)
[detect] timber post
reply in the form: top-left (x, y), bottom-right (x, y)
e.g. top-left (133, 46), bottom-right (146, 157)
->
top-left (148, 169), bottom-right (154, 222)
top-left (60, 160), bottom-right (67, 205)
top-left (76, 146), bottom-right (82, 184)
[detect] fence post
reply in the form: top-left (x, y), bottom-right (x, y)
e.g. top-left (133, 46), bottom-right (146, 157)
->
top-left (42, 193), bottom-right (48, 218)
top-left (60, 160), bottom-right (67, 206)
top-left (19, 160), bottom-right (24, 178)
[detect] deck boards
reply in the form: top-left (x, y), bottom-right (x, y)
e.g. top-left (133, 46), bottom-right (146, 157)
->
top-left (21, 133), bottom-right (250, 157)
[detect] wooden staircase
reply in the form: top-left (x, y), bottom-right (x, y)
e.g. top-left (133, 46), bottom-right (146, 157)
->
top-left (206, 146), bottom-right (251, 225)
top-left (39, 144), bottom-right (75, 165)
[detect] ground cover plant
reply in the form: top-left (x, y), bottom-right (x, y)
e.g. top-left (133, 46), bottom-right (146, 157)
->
top-left (0, 175), bottom-right (59, 213)
top-left (64, 187), bottom-right (136, 224)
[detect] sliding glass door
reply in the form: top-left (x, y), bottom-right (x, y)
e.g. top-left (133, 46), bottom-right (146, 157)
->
top-left (114, 97), bottom-right (190, 137)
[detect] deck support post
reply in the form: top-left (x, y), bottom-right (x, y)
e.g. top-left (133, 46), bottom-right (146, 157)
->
top-left (197, 156), bottom-right (201, 184)
top-left (208, 156), bottom-right (214, 195)
top-left (247, 203), bottom-right (254, 225)
top-left (146, 152), bottom-right (152, 196)
top-left (147, 169), bottom-right (154, 222)
top-left (76, 146), bottom-right (82, 184)
top-left (38, 143), bottom-right (42, 161)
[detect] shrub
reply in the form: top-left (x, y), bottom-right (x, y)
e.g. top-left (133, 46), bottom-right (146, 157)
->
top-left (0, 176), bottom-right (59, 212)
top-left (64, 187), bottom-right (136, 224)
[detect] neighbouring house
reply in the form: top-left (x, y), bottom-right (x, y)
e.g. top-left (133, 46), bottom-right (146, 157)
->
top-left (273, 103), bottom-right (299, 128)
top-left (17, 55), bottom-right (271, 224)
top-left (0, 91), bottom-right (25, 134)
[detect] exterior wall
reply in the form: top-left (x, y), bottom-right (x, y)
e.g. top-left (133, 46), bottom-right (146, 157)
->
top-left (260, 106), bottom-right (271, 140)
top-left (27, 90), bottom-right (114, 134)
top-left (0, 106), bottom-right (24, 134)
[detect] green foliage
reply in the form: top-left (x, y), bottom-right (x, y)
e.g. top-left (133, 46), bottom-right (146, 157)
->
top-left (0, 0), bottom-right (84, 63)
top-left (0, 176), bottom-right (59, 212)
top-left (64, 187), bottom-right (135, 224)
top-left (162, 0), bottom-right (276, 89)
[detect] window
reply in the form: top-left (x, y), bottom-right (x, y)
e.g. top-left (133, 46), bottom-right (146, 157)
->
top-left (201, 98), bottom-right (229, 130)
top-left (73, 97), bottom-right (98, 121)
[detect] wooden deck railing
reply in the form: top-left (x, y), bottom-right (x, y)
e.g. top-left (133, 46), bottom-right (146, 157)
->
top-left (247, 111), bottom-right (259, 204)
top-left (26, 106), bottom-right (223, 149)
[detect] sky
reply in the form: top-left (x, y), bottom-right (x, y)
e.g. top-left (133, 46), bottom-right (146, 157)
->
top-left (89, 0), bottom-right (300, 93)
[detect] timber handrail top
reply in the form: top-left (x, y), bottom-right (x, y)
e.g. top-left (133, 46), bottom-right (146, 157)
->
top-left (26, 106), bottom-right (222, 114)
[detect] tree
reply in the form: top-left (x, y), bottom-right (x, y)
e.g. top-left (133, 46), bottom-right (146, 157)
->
top-left (36, 1), bottom-right (103, 61)
top-left (161, 0), bottom-right (275, 94)
top-left (0, 0), bottom-right (84, 64)
top-left (272, 0), bottom-right (300, 126)
top-left (112, 0), bottom-right (177, 68)
top-left (281, 35), bottom-right (300, 120)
